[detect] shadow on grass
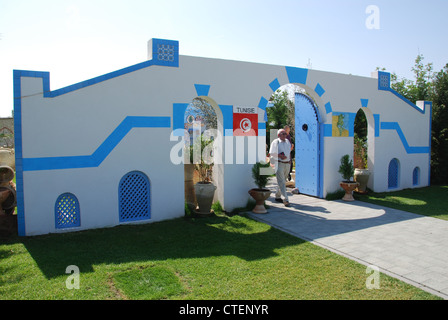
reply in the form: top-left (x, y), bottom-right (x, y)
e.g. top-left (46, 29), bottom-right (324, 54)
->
top-left (17, 215), bottom-right (305, 279)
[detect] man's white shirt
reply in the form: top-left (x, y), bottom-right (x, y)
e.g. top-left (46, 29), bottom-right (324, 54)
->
top-left (269, 138), bottom-right (291, 162)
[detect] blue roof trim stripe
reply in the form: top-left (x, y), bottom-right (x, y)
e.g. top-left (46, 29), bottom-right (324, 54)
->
top-left (46, 59), bottom-right (157, 97)
top-left (15, 54), bottom-right (178, 99)
top-left (22, 116), bottom-right (171, 171)
top-left (377, 71), bottom-right (425, 114)
top-left (389, 90), bottom-right (426, 114)
top-left (381, 121), bottom-right (430, 154)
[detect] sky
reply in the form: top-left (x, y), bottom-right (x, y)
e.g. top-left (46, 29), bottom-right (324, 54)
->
top-left (1, 0), bottom-right (447, 117)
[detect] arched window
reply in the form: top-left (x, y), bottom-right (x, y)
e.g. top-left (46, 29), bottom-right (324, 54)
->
top-left (119, 171), bottom-right (151, 222)
top-left (55, 193), bottom-right (81, 229)
top-left (413, 167), bottom-right (420, 186)
top-left (388, 158), bottom-right (399, 189)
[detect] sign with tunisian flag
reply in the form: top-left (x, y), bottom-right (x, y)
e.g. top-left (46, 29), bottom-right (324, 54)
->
top-left (233, 106), bottom-right (258, 136)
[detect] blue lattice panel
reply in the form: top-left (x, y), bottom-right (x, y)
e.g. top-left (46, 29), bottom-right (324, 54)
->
top-left (413, 167), bottom-right (420, 186)
top-left (55, 193), bottom-right (81, 229)
top-left (388, 159), bottom-right (399, 189)
top-left (119, 171), bottom-right (150, 222)
top-left (149, 38), bottom-right (179, 67)
top-left (378, 71), bottom-right (391, 90)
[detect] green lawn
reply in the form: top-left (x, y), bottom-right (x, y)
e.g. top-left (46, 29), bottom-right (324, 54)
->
top-left (0, 214), bottom-right (440, 300)
top-left (355, 185), bottom-right (448, 221)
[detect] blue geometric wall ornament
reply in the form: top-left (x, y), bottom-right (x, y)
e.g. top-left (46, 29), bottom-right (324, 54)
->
top-left (285, 66), bottom-right (308, 84)
top-left (148, 38), bottom-right (179, 67)
top-left (194, 84), bottom-right (210, 97)
top-left (314, 83), bottom-right (325, 97)
top-left (269, 78), bottom-right (281, 92)
top-left (361, 99), bottom-right (369, 108)
top-left (378, 71), bottom-right (391, 90)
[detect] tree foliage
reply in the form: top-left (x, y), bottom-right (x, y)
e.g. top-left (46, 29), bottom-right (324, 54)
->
top-left (266, 89), bottom-right (294, 145)
top-left (190, 98), bottom-right (217, 129)
top-left (430, 63), bottom-right (448, 183)
top-left (267, 90), bottom-right (290, 129)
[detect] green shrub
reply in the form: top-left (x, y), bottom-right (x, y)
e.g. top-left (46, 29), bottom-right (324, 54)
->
top-left (211, 201), bottom-right (224, 215)
top-left (338, 154), bottom-right (354, 182)
top-left (251, 161), bottom-right (271, 190)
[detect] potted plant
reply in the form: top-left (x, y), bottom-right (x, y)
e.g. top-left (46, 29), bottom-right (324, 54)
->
top-left (192, 135), bottom-right (216, 215)
top-left (353, 134), bottom-right (370, 193)
top-left (338, 154), bottom-right (359, 201)
top-left (248, 161), bottom-right (272, 214)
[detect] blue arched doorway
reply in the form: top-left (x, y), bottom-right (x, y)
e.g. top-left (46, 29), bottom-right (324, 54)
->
top-left (294, 93), bottom-right (321, 197)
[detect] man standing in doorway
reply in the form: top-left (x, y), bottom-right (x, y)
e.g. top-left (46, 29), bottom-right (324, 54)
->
top-left (269, 129), bottom-right (292, 206)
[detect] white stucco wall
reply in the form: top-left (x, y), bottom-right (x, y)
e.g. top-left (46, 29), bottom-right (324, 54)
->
top-left (14, 39), bottom-right (431, 236)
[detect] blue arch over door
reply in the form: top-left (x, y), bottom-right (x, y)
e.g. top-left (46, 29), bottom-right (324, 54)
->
top-left (294, 93), bottom-right (321, 197)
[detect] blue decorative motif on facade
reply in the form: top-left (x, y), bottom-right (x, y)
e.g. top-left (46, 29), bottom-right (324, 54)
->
top-left (269, 78), bottom-right (281, 92)
top-left (380, 122), bottom-right (430, 154)
top-left (194, 84), bottom-right (211, 97)
top-left (378, 71), bottom-right (391, 90)
top-left (22, 116), bottom-right (171, 171)
top-left (285, 66), bottom-right (308, 85)
top-left (314, 83), bottom-right (325, 97)
top-left (149, 38), bottom-right (179, 67)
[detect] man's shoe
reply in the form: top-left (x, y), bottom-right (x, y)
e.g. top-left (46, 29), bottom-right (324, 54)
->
top-left (284, 201), bottom-right (290, 207)
top-left (275, 198), bottom-right (283, 202)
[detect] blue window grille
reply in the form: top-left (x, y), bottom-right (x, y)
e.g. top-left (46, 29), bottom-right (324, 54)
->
top-left (119, 171), bottom-right (151, 222)
top-left (378, 71), bottom-right (391, 90)
top-left (55, 193), bottom-right (81, 229)
top-left (413, 167), bottom-right (420, 186)
top-left (388, 158), bottom-right (399, 189)
top-left (149, 38), bottom-right (179, 67)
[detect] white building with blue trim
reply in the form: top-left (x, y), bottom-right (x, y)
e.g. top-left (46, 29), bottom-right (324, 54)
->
top-left (14, 38), bottom-right (432, 236)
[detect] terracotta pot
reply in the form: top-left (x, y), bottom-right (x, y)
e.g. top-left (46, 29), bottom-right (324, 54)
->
top-left (194, 182), bottom-right (217, 215)
top-left (339, 181), bottom-right (359, 201)
top-left (248, 188), bottom-right (272, 214)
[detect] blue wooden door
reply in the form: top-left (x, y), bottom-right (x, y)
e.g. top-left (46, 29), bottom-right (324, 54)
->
top-left (294, 93), bottom-right (320, 197)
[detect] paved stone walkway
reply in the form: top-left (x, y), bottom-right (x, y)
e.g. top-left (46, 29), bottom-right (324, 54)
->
top-left (248, 186), bottom-right (448, 299)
